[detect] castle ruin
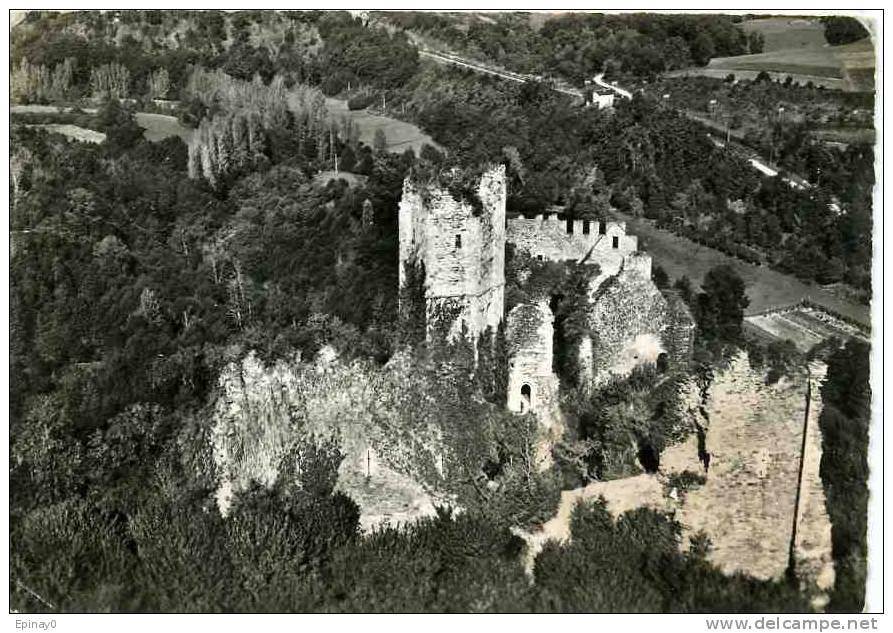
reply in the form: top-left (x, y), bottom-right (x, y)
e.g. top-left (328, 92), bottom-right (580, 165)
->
top-left (398, 165), bottom-right (695, 423)
top-left (398, 165), bottom-right (506, 340)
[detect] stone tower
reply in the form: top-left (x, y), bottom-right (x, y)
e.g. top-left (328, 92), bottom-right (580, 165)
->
top-left (398, 165), bottom-right (506, 340)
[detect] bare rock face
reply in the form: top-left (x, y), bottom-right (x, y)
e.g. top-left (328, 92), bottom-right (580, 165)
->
top-left (209, 352), bottom-right (450, 531)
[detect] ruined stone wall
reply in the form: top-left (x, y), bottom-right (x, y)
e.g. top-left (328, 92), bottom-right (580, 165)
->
top-left (660, 353), bottom-right (834, 601)
top-left (506, 301), bottom-right (561, 431)
top-left (793, 361), bottom-right (836, 603)
top-left (507, 213), bottom-right (641, 295)
top-left (586, 252), bottom-right (671, 383)
top-left (507, 213), bottom-right (637, 267)
top-left (505, 212), bottom-right (692, 386)
top-left (399, 165), bottom-right (506, 338)
top-left (662, 291), bottom-right (696, 367)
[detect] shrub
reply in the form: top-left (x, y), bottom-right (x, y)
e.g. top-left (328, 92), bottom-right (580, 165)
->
top-left (347, 93), bottom-right (376, 111)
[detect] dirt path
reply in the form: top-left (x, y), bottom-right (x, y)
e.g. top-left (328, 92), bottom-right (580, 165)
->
top-left (514, 473), bottom-right (666, 575)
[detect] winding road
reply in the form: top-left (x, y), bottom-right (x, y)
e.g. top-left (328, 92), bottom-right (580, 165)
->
top-left (419, 49), bottom-right (817, 193)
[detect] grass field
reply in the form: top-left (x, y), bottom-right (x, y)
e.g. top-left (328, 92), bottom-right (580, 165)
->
top-left (134, 112), bottom-right (193, 143)
top-left (11, 105), bottom-right (193, 143)
top-left (670, 17), bottom-right (876, 92)
top-left (614, 211), bottom-right (871, 327)
top-left (23, 123), bottom-right (106, 144)
top-left (740, 17), bottom-right (829, 52)
top-left (323, 97), bottom-right (440, 155)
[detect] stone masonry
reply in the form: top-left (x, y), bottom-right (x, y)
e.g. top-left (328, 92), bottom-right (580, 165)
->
top-left (398, 166), bottom-right (694, 421)
top-left (506, 300), bottom-right (561, 430)
top-left (399, 165), bottom-right (506, 340)
top-left (506, 210), bottom-right (695, 387)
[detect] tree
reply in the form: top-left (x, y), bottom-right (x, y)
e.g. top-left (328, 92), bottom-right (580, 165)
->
top-left (147, 68), bottom-right (170, 100)
top-left (821, 16), bottom-right (869, 46)
top-left (818, 338), bottom-right (871, 612)
top-left (673, 275), bottom-right (694, 305)
top-left (695, 265), bottom-right (749, 341)
top-left (373, 128), bottom-right (388, 153)
top-left (90, 62), bottom-right (130, 101)
top-left (339, 144), bottom-right (357, 173)
top-left (652, 264), bottom-right (669, 289)
top-left (97, 99), bottom-right (144, 151)
top-left (747, 31), bottom-right (765, 54)
top-left (691, 31), bottom-right (716, 66)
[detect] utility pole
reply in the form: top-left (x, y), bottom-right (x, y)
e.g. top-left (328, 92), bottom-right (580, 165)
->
top-left (787, 369), bottom-right (813, 584)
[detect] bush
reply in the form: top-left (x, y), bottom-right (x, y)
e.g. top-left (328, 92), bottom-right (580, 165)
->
top-left (347, 93), bottom-right (376, 111)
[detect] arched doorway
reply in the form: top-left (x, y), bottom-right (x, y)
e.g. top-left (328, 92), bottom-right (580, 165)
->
top-left (520, 383), bottom-right (532, 413)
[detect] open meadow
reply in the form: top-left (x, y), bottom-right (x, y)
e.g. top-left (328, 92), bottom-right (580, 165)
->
top-left (616, 211), bottom-right (871, 327)
top-left (669, 17), bottom-right (876, 92)
top-left (323, 97), bottom-right (439, 155)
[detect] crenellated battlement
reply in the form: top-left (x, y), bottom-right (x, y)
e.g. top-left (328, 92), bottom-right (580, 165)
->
top-left (507, 213), bottom-right (638, 261)
top-left (506, 211), bottom-right (644, 294)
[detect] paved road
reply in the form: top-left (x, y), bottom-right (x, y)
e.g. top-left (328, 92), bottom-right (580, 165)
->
top-left (418, 50), bottom-right (814, 188)
top-left (592, 73), bottom-right (632, 99)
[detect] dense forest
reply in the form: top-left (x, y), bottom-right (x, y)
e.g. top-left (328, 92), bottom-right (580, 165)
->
top-left (381, 12), bottom-right (761, 82)
top-left (10, 10), bottom-right (874, 613)
top-left (11, 10), bottom-right (417, 105)
top-left (821, 16), bottom-right (870, 46)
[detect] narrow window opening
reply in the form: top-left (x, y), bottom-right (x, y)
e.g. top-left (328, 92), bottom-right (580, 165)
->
top-left (599, 223), bottom-right (606, 235)
top-left (520, 383), bottom-right (532, 412)
top-left (612, 235), bottom-right (619, 249)
top-left (455, 234), bottom-right (462, 249)
top-left (583, 220), bottom-right (590, 235)
top-left (566, 218), bottom-right (573, 234)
